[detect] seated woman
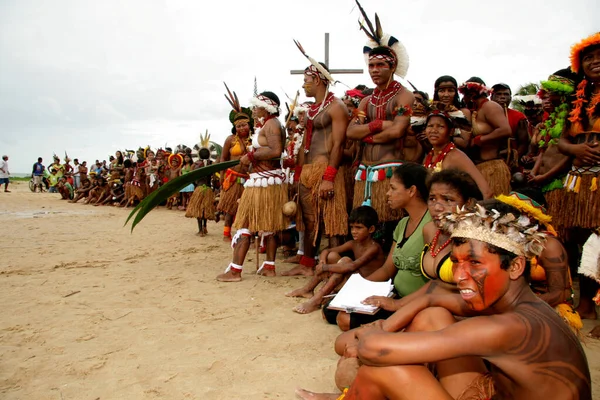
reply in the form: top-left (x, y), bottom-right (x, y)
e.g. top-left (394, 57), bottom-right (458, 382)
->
top-left (362, 169), bottom-right (483, 314)
top-left (423, 104), bottom-right (493, 199)
top-left (328, 163), bottom-right (431, 331)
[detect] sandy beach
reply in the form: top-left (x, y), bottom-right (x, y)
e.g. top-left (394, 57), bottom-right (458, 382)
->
top-left (1, 181), bottom-right (600, 399)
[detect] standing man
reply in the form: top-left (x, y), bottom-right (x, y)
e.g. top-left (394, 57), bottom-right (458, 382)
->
top-left (32, 157), bottom-right (45, 192)
top-left (282, 58), bottom-right (349, 277)
top-left (346, 7), bottom-right (414, 250)
top-left (0, 155), bottom-right (10, 192)
top-left (216, 91), bottom-right (288, 282)
top-left (459, 77), bottom-right (512, 196)
top-left (491, 83), bottom-right (530, 170)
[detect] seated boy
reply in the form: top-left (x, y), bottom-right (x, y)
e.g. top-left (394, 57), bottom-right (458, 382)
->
top-left (287, 206), bottom-right (385, 314)
top-left (297, 200), bottom-right (591, 400)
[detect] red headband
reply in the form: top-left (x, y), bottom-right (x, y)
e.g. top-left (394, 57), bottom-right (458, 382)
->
top-left (369, 53), bottom-right (396, 67)
top-left (305, 65), bottom-right (327, 82)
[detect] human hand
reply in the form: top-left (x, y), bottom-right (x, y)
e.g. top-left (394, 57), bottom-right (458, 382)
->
top-left (571, 142), bottom-right (600, 165)
top-left (362, 296), bottom-right (396, 311)
top-left (527, 174), bottom-right (546, 185)
top-left (319, 180), bottom-right (334, 200)
top-left (315, 262), bottom-right (325, 276)
top-left (239, 154), bottom-right (251, 166)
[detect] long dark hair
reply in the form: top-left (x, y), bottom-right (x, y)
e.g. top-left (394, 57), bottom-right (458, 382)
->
top-left (393, 162), bottom-right (429, 200)
top-left (433, 75), bottom-right (464, 108)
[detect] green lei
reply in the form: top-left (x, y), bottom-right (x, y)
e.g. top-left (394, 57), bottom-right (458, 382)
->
top-left (538, 102), bottom-right (569, 148)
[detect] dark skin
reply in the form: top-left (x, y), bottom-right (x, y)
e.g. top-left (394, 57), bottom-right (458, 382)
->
top-left (216, 110), bottom-right (284, 282)
top-left (347, 59), bottom-right (414, 162)
top-left (299, 239), bottom-right (591, 400)
top-left (492, 89), bottom-right (531, 159)
top-left (531, 237), bottom-right (572, 307)
top-left (286, 222), bottom-right (385, 314)
top-left (282, 73), bottom-right (348, 277)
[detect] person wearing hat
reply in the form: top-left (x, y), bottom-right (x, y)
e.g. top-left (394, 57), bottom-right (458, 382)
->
top-left (556, 32), bottom-right (600, 322)
top-left (0, 155), bottom-right (10, 192)
top-left (346, 4), bottom-right (415, 252)
top-left (491, 83), bottom-right (530, 171)
top-left (459, 77), bottom-right (512, 196)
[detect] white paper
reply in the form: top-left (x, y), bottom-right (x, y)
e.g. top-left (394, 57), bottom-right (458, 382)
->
top-left (328, 273), bottom-right (393, 313)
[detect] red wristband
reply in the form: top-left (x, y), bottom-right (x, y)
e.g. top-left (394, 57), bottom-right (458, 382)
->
top-left (368, 120), bottom-right (383, 134)
top-left (363, 135), bottom-right (374, 144)
top-left (294, 165), bottom-right (303, 183)
top-left (322, 166), bottom-right (338, 182)
top-left (473, 135), bottom-right (483, 146)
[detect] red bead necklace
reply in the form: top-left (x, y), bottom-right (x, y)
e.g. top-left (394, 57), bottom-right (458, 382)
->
top-left (430, 230), bottom-right (452, 258)
top-left (424, 142), bottom-right (455, 170)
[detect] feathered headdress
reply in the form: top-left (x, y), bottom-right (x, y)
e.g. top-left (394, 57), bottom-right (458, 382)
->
top-left (536, 71), bottom-right (576, 147)
top-left (355, 0), bottom-right (409, 78)
top-left (293, 40), bottom-right (336, 86)
top-left (441, 203), bottom-right (547, 258)
top-left (224, 82), bottom-right (253, 127)
top-left (512, 94), bottom-right (543, 106)
top-left (167, 153), bottom-right (183, 168)
top-left (570, 32), bottom-right (600, 74)
top-left (425, 101), bottom-right (471, 130)
top-left (193, 130), bottom-right (221, 162)
top-left (458, 81), bottom-right (492, 97)
top-left (64, 151), bottom-right (71, 163)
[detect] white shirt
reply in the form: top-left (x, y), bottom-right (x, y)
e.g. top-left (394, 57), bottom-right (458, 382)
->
top-left (0, 159), bottom-right (8, 178)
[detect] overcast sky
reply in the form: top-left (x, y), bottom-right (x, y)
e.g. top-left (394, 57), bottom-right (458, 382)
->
top-left (1, 0), bottom-right (598, 173)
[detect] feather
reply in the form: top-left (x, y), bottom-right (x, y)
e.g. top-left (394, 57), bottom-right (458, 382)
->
top-left (223, 82), bottom-right (241, 112)
top-left (407, 80), bottom-right (418, 92)
top-left (358, 20), bottom-right (378, 44)
top-left (374, 13), bottom-right (383, 40)
top-left (354, 0), bottom-right (377, 42)
top-left (126, 159), bottom-right (240, 231)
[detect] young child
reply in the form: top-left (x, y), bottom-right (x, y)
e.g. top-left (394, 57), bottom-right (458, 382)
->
top-left (287, 206), bottom-right (385, 314)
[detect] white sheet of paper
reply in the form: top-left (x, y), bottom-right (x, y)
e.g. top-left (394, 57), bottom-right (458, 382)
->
top-left (328, 273), bottom-right (393, 313)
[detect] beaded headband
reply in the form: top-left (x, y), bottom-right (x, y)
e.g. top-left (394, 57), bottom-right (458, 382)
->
top-left (250, 94), bottom-right (279, 115)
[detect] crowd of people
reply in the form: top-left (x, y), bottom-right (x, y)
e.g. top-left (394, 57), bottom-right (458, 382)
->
top-left (21, 8), bottom-right (599, 398)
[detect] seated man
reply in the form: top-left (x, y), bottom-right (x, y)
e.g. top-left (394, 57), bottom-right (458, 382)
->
top-left (286, 206), bottom-right (385, 314)
top-left (297, 200), bottom-right (591, 400)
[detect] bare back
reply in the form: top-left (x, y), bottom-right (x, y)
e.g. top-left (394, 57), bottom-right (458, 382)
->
top-left (487, 300), bottom-right (590, 399)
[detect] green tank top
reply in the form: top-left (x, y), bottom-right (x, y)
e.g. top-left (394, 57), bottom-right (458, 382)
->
top-left (392, 212), bottom-right (431, 297)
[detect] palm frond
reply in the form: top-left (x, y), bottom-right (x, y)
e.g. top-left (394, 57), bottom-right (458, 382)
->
top-left (125, 159), bottom-right (239, 231)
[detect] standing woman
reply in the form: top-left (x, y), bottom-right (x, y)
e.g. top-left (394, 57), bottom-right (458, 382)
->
top-left (178, 153), bottom-right (195, 211)
top-left (423, 105), bottom-right (493, 199)
top-left (185, 135), bottom-right (217, 236)
top-left (217, 84), bottom-right (253, 241)
top-left (433, 76), bottom-right (472, 149)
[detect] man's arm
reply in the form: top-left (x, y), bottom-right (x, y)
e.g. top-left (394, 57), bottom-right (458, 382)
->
top-left (477, 101), bottom-right (511, 144)
top-left (369, 90), bottom-right (414, 144)
top-left (346, 98), bottom-right (370, 140)
top-left (537, 238), bottom-right (571, 307)
top-left (516, 119), bottom-right (531, 157)
top-left (357, 311), bottom-right (515, 367)
top-left (327, 101), bottom-right (348, 169)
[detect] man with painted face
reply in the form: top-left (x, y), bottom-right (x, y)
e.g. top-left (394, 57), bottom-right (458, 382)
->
top-left (491, 83), bottom-right (530, 170)
top-left (297, 200), bottom-right (591, 400)
top-left (282, 59), bottom-right (349, 277)
top-left (347, 5), bottom-right (414, 251)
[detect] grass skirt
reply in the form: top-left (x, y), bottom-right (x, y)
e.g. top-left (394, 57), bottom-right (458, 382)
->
top-left (233, 183), bottom-right (289, 232)
top-left (554, 172), bottom-right (600, 230)
top-left (545, 182), bottom-right (568, 240)
top-left (185, 185), bottom-right (216, 220)
top-left (129, 185), bottom-right (145, 201)
top-left (456, 373), bottom-right (495, 400)
top-left (476, 159), bottom-right (511, 196)
top-left (353, 178), bottom-right (402, 222)
top-left (296, 163), bottom-right (348, 239)
top-left (217, 182), bottom-right (244, 216)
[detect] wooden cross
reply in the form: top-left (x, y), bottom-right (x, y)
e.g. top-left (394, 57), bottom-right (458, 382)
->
top-left (290, 33), bottom-right (364, 75)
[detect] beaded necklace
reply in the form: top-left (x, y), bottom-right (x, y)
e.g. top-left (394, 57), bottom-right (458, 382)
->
top-left (369, 80), bottom-right (403, 120)
top-left (424, 142), bottom-right (455, 171)
top-left (304, 92), bottom-right (336, 153)
top-left (430, 230), bottom-right (452, 258)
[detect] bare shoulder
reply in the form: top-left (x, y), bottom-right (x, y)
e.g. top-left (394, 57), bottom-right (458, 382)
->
top-left (460, 107), bottom-right (472, 119)
top-left (422, 221), bottom-right (437, 243)
top-left (396, 87), bottom-right (414, 106)
top-left (482, 99), bottom-right (504, 114)
top-left (330, 97), bottom-right (349, 118)
top-left (264, 118), bottom-right (283, 135)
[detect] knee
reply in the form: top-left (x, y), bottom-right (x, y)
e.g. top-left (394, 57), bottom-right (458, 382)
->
top-left (408, 307), bottom-right (455, 332)
top-left (334, 330), bottom-right (355, 355)
top-left (326, 252), bottom-right (342, 264)
top-left (337, 312), bottom-right (351, 332)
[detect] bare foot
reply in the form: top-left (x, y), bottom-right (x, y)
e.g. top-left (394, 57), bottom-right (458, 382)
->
top-left (281, 265), bottom-right (314, 277)
top-left (284, 254), bottom-right (301, 264)
top-left (295, 388), bottom-right (339, 400)
top-left (285, 288), bottom-right (314, 298)
top-left (216, 270), bottom-right (242, 282)
top-left (588, 325), bottom-right (600, 339)
top-left (293, 299), bottom-right (321, 314)
top-left (258, 269), bottom-right (276, 277)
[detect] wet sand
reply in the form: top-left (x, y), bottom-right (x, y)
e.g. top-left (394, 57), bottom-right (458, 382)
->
top-left (1, 181), bottom-right (600, 399)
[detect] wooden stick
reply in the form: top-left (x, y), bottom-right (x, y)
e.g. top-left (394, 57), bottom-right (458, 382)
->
top-left (256, 234), bottom-right (260, 271)
top-left (285, 90), bottom-right (300, 127)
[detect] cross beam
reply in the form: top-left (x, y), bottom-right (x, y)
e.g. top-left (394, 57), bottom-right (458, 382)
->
top-left (290, 33), bottom-right (364, 75)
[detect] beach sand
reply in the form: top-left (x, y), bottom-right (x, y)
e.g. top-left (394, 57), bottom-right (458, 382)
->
top-left (1, 181), bottom-right (600, 399)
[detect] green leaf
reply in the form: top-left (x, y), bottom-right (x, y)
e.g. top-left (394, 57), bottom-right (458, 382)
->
top-left (125, 159), bottom-right (240, 231)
